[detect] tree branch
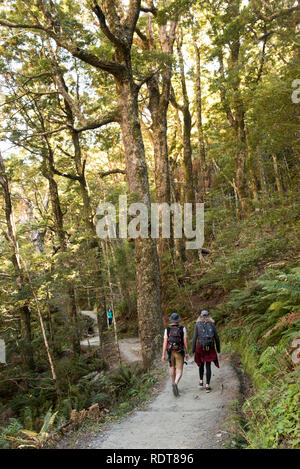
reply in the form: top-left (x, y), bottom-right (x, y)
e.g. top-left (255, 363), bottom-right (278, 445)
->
top-left (20, 126), bottom-right (69, 140)
top-left (125, 0), bottom-right (142, 34)
top-left (212, 157), bottom-right (238, 192)
top-left (170, 85), bottom-right (183, 112)
top-left (135, 26), bottom-right (148, 44)
top-left (75, 111), bottom-right (120, 132)
top-left (45, 40), bottom-right (120, 133)
top-left (140, 1), bottom-right (157, 15)
top-left (98, 168), bottom-right (126, 178)
top-left (91, 0), bottom-right (127, 49)
top-left (255, 32), bottom-right (268, 83)
top-left (52, 167), bottom-right (81, 181)
top-left (46, 40), bottom-right (84, 123)
top-left (217, 50), bottom-right (236, 128)
top-left (255, 4), bottom-right (300, 23)
top-left (0, 18), bottom-right (125, 77)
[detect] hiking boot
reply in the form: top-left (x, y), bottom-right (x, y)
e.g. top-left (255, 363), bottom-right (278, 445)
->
top-left (205, 385), bottom-right (211, 393)
top-left (172, 383), bottom-right (179, 396)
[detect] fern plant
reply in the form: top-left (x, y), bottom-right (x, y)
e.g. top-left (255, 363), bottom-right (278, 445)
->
top-left (1, 410), bottom-right (58, 449)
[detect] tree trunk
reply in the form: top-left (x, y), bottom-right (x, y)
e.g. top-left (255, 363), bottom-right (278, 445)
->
top-left (19, 186), bottom-right (46, 254)
top-left (235, 109), bottom-right (249, 217)
top-left (193, 39), bottom-right (206, 200)
top-left (109, 240), bottom-right (132, 316)
top-left (148, 76), bottom-right (172, 257)
top-left (148, 78), bottom-right (171, 206)
top-left (177, 37), bottom-right (195, 206)
top-left (96, 289), bottom-right (105, 355)
top-left (46, 293), bottom-right (55, 352)
top-left (41, 146), bottom-right (81, 355)
top-left (52, 61), bottom-right (108, 352)
top-left (215, 1), bottom-right (249, 218)
top-left (19, 305), bottom-right (35, 371)
top-left (145, 18), bottom-right (176, 258)
top-left (272, 154), bottom-right (284, 200)
top-left (69, 128), bottom-right (107, 348)
top-left (67, 286), bottom-right (81, 355)
top-left (103, 242), bottom-right (121, 365)
top-left (170, 170), bottom-right (186, 263)
top-left (249, 167), bottom-right (259, 210)
top-left (257, 150), bottom-right (268, 205)
top-left (116, 73), bottom-right (163, 370)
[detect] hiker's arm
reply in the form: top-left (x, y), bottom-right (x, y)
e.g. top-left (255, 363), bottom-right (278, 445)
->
top-left (214, 326), bottom-right (221, 353)
top-left (192, 324), bottom-right (197, 354)
top-left (162, 338), bottom-right (168, 361)
top-left (184, 337), bottom-right (190, 359)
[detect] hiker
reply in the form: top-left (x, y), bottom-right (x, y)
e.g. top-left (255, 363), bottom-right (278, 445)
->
top-left (161, 313), bottom-right (190, 397)
top-left (192, 310), bottom-right (220, 393)
top-left (107, 307), bottom-right (113, 327)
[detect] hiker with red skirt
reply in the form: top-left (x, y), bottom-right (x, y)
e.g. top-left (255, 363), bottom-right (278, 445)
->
top-left (162, 313), bottom-right (190, 397)
top-left (192, 310), bottom-right (220, 393)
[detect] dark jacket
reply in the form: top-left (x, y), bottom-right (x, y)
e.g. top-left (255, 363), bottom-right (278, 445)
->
top-left (192, 316), bottom-right (220, 354)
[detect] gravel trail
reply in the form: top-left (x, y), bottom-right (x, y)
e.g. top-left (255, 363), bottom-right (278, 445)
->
top-left (88, 354), bottom-right (239, 449)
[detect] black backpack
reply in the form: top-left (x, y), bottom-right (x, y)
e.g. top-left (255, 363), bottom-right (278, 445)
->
top-left (167, 325), bottom-right (184, 353)
top-left (197, 322), bottom-right (215, 351)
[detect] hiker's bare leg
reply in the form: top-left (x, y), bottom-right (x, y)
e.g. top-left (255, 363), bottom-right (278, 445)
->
top-left (173, 352), bottom-right (184, 385)
top-left (175, 368), bottom-right (182, 385)
top-left (170, 366), bottom-right (176, 383)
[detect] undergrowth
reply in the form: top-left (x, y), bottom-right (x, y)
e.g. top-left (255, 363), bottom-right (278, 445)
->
top-left (0, 361), bottom-right (165, 449)
top-left (215, 266), bottom-right (300, 448)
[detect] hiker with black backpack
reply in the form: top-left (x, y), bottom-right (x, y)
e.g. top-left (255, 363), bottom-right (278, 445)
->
top-left (161, 313), bottom-right (190, 397)
top-left (192, 310), bottom-right (220, 393)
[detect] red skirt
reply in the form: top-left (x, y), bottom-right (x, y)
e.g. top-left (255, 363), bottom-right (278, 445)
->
top-left (194, 342), bottom-right (219, 368)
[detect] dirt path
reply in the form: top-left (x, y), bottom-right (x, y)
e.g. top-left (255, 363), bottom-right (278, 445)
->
top-left (118, 337), bottom-right (142, 363)
top-left (80, 311), bottom-right (100, 347)
top-left (78, 312), bottom-right (240, 449)
top-left (80, 311), bottom-right (142, 363)
top-left (86, 354), bottom-right (239, 449)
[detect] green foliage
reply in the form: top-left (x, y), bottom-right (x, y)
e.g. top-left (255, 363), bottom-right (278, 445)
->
top-left (0, 358), bottom-right (164, 448)
top-left (0, 419), bottom-right (23, 449)
top-left (242, 372), bottom-right (300, 449)
top-left (219, 264), bottom-right (300, 449)
top-left (110, 364), bottom-right (141, 394)
top-left (0, 410), bottom-right (58, 449)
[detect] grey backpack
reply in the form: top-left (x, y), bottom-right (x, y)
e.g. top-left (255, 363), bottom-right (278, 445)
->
top-left (197, 322), bottom-right (215, 350)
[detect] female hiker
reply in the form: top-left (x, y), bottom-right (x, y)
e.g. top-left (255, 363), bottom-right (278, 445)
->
top-left (192, 310), bottom-right (220, 393)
